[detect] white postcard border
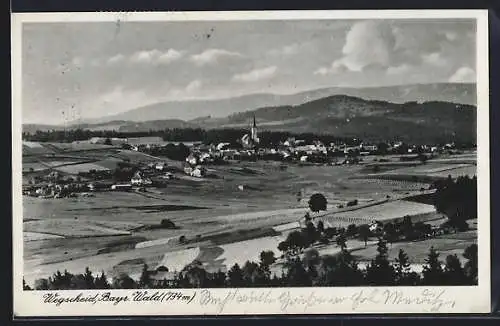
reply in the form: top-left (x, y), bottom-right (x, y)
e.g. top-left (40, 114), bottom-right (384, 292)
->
top-left (11, 9), bottom-right (491, 316)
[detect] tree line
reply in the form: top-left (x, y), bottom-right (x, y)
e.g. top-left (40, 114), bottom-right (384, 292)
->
top-left (25, 241), bottom-right (477, 290)
top-left (23, 128), bottom-right (360, 147)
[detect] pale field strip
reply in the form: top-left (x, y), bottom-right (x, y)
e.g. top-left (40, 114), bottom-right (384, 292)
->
top-left (24, 232), bottom-right (64, 242)
top-left (135, 236), bottom-right (178, 249)
top-left (22, 141), bottom-right (44, 148)
top-left (23, 219), bottom-right (134, 237)
top-left (55, 162), bottom-right (111, 174)
top-left (157, 247), bottom-right (201, 271)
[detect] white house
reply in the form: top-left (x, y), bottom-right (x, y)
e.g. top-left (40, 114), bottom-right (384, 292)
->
top-left (155, 162), bottom-right (166, 171)
top-left (186, 154), bottom-right (198, 166)
top-left (190, 165), bottom-right (206, 178)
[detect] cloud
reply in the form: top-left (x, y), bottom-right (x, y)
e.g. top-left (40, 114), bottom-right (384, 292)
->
top-left (185, 79), bottom-right (202, 93)
top-left (337, 20), bottom-right (396, 72)
top-left (387, 63), bottom-right (412, 75)
top-left (422, 52), bottom-right (447, 67)
top-left (158, 49), bottom-right (183, 64)
top-left (444, 31), bottom-right (458, 41)
top-left (189, 49), bottom-right (243, 66)
top-left (448, 66), bottom-right (476, 83)
top-left (130, 50), bottom-right (162, 63)
top-left (232, 66), bottom-right (278, 82)
top-left (107, 54), bottom-right (126, 65)
top-left (314, 61), bottom-right (348, 76)
top-left (268, 43), bottom-right (300, 56)
top-left (128, 49), bottom-right (183, 65)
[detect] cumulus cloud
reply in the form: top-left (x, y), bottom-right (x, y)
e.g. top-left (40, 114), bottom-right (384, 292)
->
top-left (444, 31), bottom-right (459, 41)
top-left (185, 79), bottom-right (202, 93)
top-left (232, 66), bottom-right (278, 82)
top-left (448, 66), bottom-right (476, 83)
top-left (107, 54), bottom-right (126, 65)
top-left (337, 20), bottom-right (396, 72)
top-left (314, 61), bottom-right (348, 76)
top-left (90, 86), bottom-right (153, 116)
top-left (386, 63), bottom-right (412, 75)
top-left (189, 49), bottom-right (243, 66)
top-left (268, 43), bottom-right (300, 56)
top-left (422, 52), bottom-right (447, 67)
top-left (128, 49), bottom-right (183, 65)
top-left (157, 49), bottom-right (183, 64)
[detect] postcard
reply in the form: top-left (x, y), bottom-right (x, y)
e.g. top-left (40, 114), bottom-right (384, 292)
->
top-left (11, 10), bottom-right (491, 316)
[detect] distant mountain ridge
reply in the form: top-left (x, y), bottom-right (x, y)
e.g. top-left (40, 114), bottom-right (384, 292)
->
top-left (23, 83), bottom-right (476, 144)
top-left (69, 82), bottom-right (475, 124)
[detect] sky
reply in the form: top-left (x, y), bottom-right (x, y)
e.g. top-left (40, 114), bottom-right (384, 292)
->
top-left (21, 19), bottom-right (476, 124)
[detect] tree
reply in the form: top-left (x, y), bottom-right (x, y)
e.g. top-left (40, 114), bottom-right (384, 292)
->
top-left (104, 138), bottom-right (112, 145)
top-left (227, 263), bottom-right (245, 287)
top-left (358, 224), bottom-right (371, 247)
top-left (83, 267), bottom-right (95, 289)
top-left (463, 244), bottom-right (478, 284)
top-left (302, 248), bottom-right (320, 282)
top-left (34, 278), bottom-right (50, 290)
top-left (394, 249), bottom-right (419, 285)
top-left (139, 264), bottom-right (151, 288)
top-left (112, 273), bottom-right (138, 289)
top-left (260, 251), bottom-right (277, 267)
top-left (284, 230), bottom-right (307, 255)
top-left (336, 233), bottom-right (347, 251)
top-left (94, 271), bottom-right (111, 289)
top-left (383, 222), bottom-right (398, 245)
top-left (23, 278), bottom-right (32, 290)
top-left (365, 239), bottom-right (395, 285)
top-left (324, 227), bottom-right (337, 239)
top-left (242, 261), bottom-right (260, 286)
top-left (443, 254), bottom-right (467, 285)
top-left (346, 224), bottom-right (358, 237)
top-left (183, 261), bottom-right (208, 288)
top-left (212, 270), bottom-right (227, 287)
top-left (308, 193), bottom-right (327, 213)
top-left (303, 222), bottom-right (319, 246)
top-left (285, 256), bottom-right (311, 286)
top-left (317, 220), bottom-right (325, 234)
top-left (422, 247), bottom-right (444, 285)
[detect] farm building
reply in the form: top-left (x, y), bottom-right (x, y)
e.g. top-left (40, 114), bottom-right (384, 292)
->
top-left (87, 182), bottom-right (113, 191)
top-left (191, 166), bottom-right (207, 178)
top-left (111, 184), bottom-right (132, 191)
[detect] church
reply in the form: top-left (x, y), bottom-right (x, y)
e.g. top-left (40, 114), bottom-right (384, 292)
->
top-left (241, 115), bottom-right (260, 149)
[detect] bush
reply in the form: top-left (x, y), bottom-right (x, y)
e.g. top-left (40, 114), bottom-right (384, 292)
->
top-left (160, 219), bottom-right (176, 229)
top-left (346, 199), bottom-right (358, 207)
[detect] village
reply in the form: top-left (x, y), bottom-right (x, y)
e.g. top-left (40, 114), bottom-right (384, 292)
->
top-left (22, 116), bottom-right (464, 200)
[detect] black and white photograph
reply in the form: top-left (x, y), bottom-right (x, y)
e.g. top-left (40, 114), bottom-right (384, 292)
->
top-left (12, 10), bottom-right (490, 316)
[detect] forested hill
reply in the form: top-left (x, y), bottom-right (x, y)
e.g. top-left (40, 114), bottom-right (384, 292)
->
top-left (23, 93), bottom-right (476, 145)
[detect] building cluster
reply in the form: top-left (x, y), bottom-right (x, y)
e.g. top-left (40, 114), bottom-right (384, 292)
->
top-left (23, 116), bottom-right (468, 199)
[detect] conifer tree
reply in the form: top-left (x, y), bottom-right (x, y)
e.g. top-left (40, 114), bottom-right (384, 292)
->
top-left (422, 247), bottom-right (444, 285)
top-left (365, 239), bottom-right (395, 285)
top-left (227, 263), bottom-right (244, 287)
top-left (139, 264), bottom-right (151, 288)
top-left (444, 254), bottom-right (467, 285)
top-left (463, 244), bottom-right (478, 284)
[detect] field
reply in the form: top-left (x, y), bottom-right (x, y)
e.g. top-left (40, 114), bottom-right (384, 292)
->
top-left (351, 230), bottom-right (477, 264)
top-left (21, 144), bottom-right (478, 285)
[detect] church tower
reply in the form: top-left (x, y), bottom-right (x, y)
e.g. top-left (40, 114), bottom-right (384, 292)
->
top-left (250, 115), bottom-right (259, 144)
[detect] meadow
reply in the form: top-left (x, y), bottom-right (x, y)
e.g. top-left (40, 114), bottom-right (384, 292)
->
top-left (21, 144), bottom-right (478, 285)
